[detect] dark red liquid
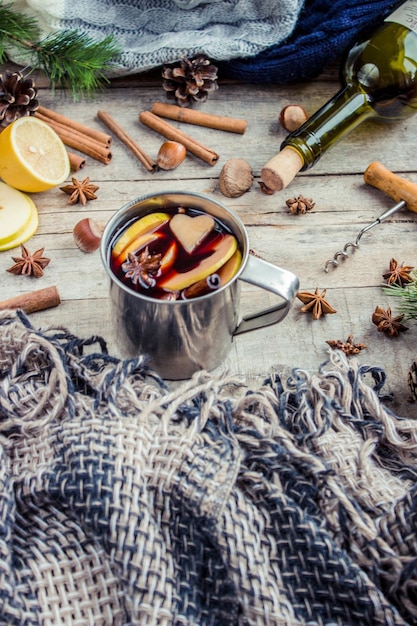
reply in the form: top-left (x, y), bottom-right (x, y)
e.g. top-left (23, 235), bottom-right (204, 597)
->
top-left (109, 207), bottom-right (239, 300)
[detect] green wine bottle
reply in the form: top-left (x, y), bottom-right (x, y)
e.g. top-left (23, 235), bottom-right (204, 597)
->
top-left (261, 0), bottom-right (417, 191)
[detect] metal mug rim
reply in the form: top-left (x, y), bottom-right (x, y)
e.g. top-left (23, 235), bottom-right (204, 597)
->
top-left (100, 190), bottom-right (250, 304)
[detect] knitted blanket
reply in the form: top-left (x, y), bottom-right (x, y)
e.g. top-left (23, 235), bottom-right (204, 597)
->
top-left (1, 309), bottom-right (417, 625)
top-left (12, 0), bottom-right (304, 72)
top-left (12, 0), bottom-right (401, 83)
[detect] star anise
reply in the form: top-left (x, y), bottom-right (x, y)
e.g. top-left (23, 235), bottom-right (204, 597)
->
top-left (326, 334), bottom-right (366, 356)
top-left (122, 247), bottom-right (162, 288)
top-left (7, 245), bottom-right (50, 277)
top-left (286, 194), bottom-right (315, 215)
top-left (383, 257), bottom-right (414, 287)
top-left (60, 177), bottom-right (99, 206)
top-left (297, 287), bottom-right (337, 319)
top-left (372, 305), bottom-right (409, 337)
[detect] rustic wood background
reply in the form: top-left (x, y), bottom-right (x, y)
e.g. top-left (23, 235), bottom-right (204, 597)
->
top-left (1, 63), bottom-right (417, 416)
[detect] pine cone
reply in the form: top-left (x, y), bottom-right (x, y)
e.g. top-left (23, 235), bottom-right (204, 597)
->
top-left (162, 55), bottom-right (218, 107)
top-left (0, 70), bottom-right (39, 129)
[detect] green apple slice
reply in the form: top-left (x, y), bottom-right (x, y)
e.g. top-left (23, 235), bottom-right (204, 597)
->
top-left (160, 234), bottom-right (238, 292)
top-left (0, 182), bottom-right (39, 251)
top-left (113, 231), bottom-right (162, 267)
top-left (217, 248), bottom-right (242, 285)
top-left (112, 211), bottom-right (170, 259)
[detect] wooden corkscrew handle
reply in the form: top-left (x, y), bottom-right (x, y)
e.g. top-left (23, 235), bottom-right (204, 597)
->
top-left (364, 161), bottom-right (417, 213)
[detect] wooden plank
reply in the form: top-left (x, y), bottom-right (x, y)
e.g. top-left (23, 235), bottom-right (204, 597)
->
top-left (0, 69), bottom-right (416, 418)
top-left (36, 84), bottom-right (417, 178)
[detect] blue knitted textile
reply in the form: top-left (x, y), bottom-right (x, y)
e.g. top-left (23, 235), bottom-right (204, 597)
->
top-left (221, 0), bottom-right (402, 83)
top-left (12, 0), bottom-right (406, 83)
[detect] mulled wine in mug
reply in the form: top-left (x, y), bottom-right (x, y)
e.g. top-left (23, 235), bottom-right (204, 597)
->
top-left (101, 191), bottom-right (299, 379)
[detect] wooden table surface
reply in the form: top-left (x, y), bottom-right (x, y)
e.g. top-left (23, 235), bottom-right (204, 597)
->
top-left (1, 65), bottom-right (417, 417)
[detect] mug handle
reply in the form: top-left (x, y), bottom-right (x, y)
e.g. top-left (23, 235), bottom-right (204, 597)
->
top-left (234, 254), bottom-right (299, 336)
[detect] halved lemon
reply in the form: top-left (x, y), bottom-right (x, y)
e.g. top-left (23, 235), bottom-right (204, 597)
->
top-left (0, 116), bottom-right (70, 192)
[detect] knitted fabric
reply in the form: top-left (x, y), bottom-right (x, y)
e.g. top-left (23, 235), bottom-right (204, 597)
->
top-left (11, 0), bottom-right (304, 72)
top-left (220, 0), bottom-right (403, 83)
top-left (11, 0), bottom-right (402, 83)
top-left (1, 309), bottom-right (417, 625)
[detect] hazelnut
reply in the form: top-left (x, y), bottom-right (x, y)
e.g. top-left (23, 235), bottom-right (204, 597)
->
top-left (218, 158), bottom-right (253, 198)
top-left (157, 141), bottom-right (186, 170)
top-left (73, 217), bottom-right (103, 253)
top-left (279, 104), bottom-right (309, 132)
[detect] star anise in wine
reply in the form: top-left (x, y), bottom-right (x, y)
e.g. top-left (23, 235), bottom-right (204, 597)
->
top-left (326, 334), bottom-right (366, 356)
top-left (286, 194), bottom-right (315, 215)
top-left (122, 247), bottom-right (162, 288)
top-left (383, 257), bottom-right (414, 287)
top-left (7, 245), bottom-right (50, 277)
top-left (60, 176), bottom-right (99, 206)
top-left (297, 287), bottom-right (337, 319)
top-left (372, 305), bottom-right (409, 337)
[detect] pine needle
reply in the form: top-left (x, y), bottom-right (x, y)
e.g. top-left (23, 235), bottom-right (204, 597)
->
top-left (384, 271), bottom-right (417, 320)
top-left (0, 1), bottom-right (40, 63)
top-left (0, 1), bottom-right (122, 97)
top-left (35, 31), bottom-right (121, 97)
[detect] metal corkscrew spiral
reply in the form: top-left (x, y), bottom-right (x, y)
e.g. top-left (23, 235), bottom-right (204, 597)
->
top-left (324, 162), bottom-right (417, 272)
top-left (324, 201), bottom-right (406, 272)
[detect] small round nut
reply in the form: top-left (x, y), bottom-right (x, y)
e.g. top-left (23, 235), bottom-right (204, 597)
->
top-left (157, 141), bottom-right (186, 170)
top-left (279, 104), bottom-right (309, 132)
top-left (218, 158), bottom-right (253, 198)
top-left (73, 217), bottom-right (102, 253)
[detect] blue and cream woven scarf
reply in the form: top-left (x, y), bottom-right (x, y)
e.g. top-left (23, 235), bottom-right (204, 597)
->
top-left (13, 0), bottom-right (401, 82)
top-left (1, 309), bottom-right (417, 624)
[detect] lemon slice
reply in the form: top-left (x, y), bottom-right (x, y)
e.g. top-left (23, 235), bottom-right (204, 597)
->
top-left (0, 182), bottom-right (38, 251)
top-left (0, 116), bottom-right (70, 192)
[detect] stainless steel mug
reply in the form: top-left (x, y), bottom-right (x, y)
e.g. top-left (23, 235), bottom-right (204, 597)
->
top-left (101, 191), bottom-right (299, 379)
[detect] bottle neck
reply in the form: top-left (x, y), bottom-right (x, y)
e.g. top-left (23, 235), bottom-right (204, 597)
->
top-left (280, 86), bottom-right (374, 170)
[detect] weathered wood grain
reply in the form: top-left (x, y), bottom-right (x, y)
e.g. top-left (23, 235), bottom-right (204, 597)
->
top-left (1, 68), bottom-right (416, 416)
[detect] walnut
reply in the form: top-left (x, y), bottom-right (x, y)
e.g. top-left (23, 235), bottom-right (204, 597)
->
top-left (218, 158), bottom-right (253, 198)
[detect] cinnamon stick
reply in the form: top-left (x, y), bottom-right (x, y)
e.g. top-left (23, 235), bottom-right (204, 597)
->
top-left (68, 152), bottom-right (86, 171)
top-left (0, 286), bottom-right (61, 314)
top-left (97, 110), bottom-right (156, 172)
top-left (37, 105), bottom-right (112, 146)
top-left (35, 111), bottom-right (112, 165)
top-left (139, 111), bottom-right (219, 166)
top-left (151, 101), bottom-right (248, 134)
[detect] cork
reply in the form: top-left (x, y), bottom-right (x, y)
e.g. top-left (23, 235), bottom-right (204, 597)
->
top-left (260, 146), bottom-right (304, 192)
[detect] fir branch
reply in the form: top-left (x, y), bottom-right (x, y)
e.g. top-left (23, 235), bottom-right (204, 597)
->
top-left (0, 2), bottom-right (40, 63)
top-left (0, 1), bottom-right (121, 97)
top-left (34, 31), bottom-right (121, 97)
top-left (384, 270), bottom-right (417, 320)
